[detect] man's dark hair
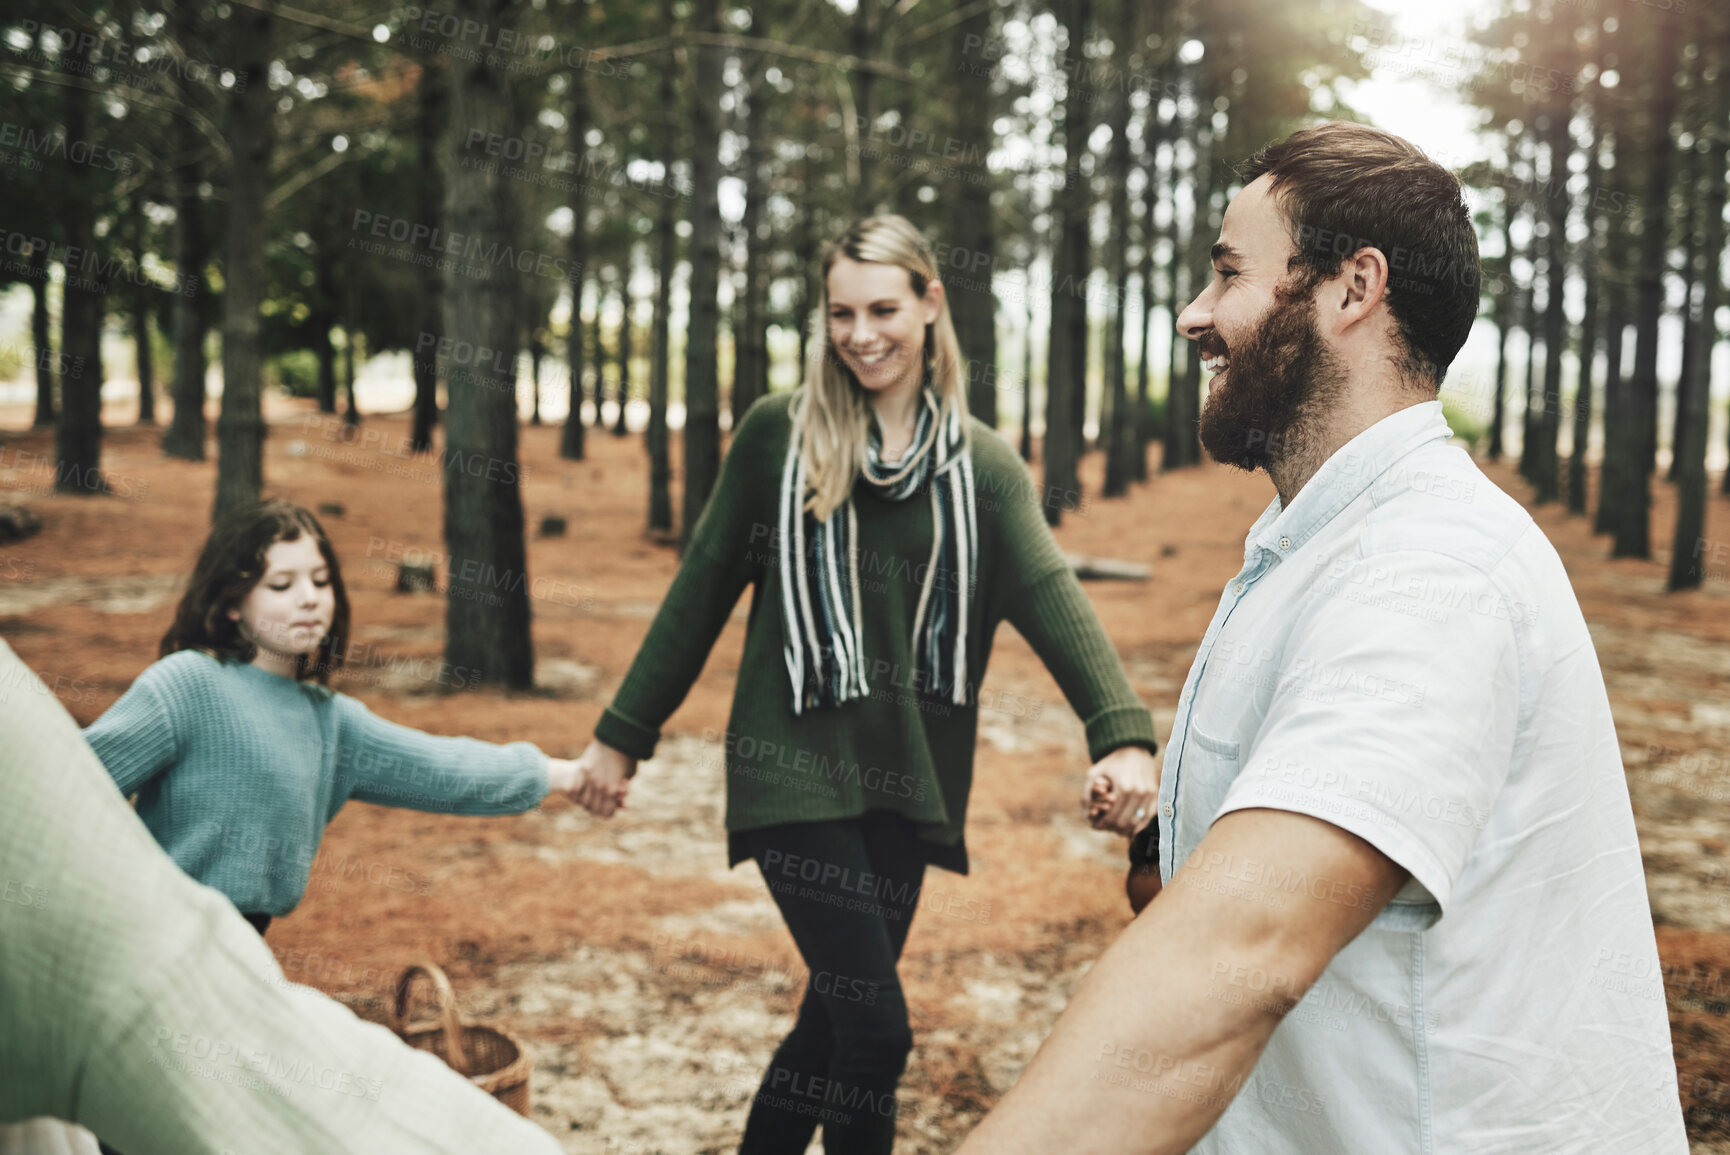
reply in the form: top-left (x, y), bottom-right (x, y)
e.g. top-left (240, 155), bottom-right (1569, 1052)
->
top-left (1236, 121), bottom-right (1480, 390)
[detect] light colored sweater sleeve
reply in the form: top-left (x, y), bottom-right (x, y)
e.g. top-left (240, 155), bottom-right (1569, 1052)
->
top-left (332, 694), bottom-right (549, 815)
top-left (80, 669), bottom-right (180, 796)
top-left (0, 638), bottom-right (564, 1154)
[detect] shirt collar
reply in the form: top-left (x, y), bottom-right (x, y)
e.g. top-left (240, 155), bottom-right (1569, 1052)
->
top-left (1243, 400), bottom-right (1454, 563)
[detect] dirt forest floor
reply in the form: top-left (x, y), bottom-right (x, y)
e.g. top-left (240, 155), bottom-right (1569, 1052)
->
top-left (4, 389), bottom-right (1730, 1154)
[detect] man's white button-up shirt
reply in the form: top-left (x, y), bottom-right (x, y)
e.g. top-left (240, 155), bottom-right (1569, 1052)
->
top-left (1159, 399), bottom-right (1686, 1154)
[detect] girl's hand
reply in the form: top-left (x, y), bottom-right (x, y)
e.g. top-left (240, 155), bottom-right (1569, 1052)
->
top-left (1083, 745), bottom-right (1159, 837)
top-left (573, 738), bottom-right (636, 819)
top-left (546, 757), bottom-right (586, 798)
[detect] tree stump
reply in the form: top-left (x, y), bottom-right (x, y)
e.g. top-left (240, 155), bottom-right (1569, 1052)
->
top-left (396, 561), bottom-right (437, 593)
top-left (0, 505), bottom-right (43, 544)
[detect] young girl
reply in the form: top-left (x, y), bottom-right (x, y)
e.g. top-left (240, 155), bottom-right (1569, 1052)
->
top-left (82, 499), bottom-right (583, 936)
top-left (570, 215), bottom-right (1161, 1153)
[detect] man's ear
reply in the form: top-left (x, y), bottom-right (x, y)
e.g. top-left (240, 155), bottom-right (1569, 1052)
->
top-left (1340, 246), bottom-right (1390, 316)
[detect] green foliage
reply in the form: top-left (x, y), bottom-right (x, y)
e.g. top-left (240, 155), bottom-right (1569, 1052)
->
top-left (1141, 390), bottom-right (1167, 440)
top-left (267, 349), bottom-right (321, 398)
top-left (1441, 397), bottom-right (1489, 452)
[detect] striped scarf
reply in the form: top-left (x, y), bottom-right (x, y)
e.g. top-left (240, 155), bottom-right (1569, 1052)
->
top-left (779, 389), bottom-right (977, 714)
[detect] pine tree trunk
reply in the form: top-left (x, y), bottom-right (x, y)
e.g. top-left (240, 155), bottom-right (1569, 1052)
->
top-left (733, 61), bottom-right (769, 426)
top-left (1612, 14), bottom-right (1681, 559)
top-left (592, 278), bottom-right (610, 429)
top-left (442, 0), bottom-right (533, 688)
top-left (1043, 0), bottom-right (1092, 526)
top-left (55, 28), bottom-right (107, 497)
top-left (30, 242), bottom-right (55, 428)
top-left (1667, 42), bottom-right (1726, 591)
top-left (851, 0), bottom-right (877, 214)
top-left (1666, 139), bottom-right (1702, 485)
top-left (1101, 0), bottom-right (1136, 498)
top-left (1487, 180), bottom-right (1514, 465)
top-left (1166, 126), bottom-right (1207, 471)
top-left (163, 113), bottom-right (207, 461)
top-left (133, 201), bottom-right (156, 425)
top-left (1568, 115), bottom-right (1601, 516)
top-left (648, 51), bottom-right (676, 535)
top-left (680, 0), bottom-right (724, 551)
top-left (1534, 107), bottom-right (1570, 504)
top-left (414, 59), bottom-right (448, 453)
top-left (949, 0), bottom-right (998, 428)
top-left (615, 273), bottom-right (633, 436)
top-left (1020, 291), bottom-right (1035, 462)
top-left (560, 13), bottom-right (587, 459)
top-left (1132, 108), bottom-right (1164, 483)
top-left (213, 4), bottom-right (275, 518)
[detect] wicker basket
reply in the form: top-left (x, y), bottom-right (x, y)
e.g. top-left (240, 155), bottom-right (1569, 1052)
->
top-left (392, 960), bottom-right (532, 1116)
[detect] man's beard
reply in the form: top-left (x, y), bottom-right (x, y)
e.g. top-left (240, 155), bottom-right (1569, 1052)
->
top-left (1197, 281), bottom-right (1346, 472)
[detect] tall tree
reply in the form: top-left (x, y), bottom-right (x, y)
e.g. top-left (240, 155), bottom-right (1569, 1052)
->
top-left (1102, 0), bottom-right (1138, 497)
top-left (1667, 35), bottom-right (1726, 591)
top-left (732, 37), bottom-right (771, 426)
top-left (1533, 103), bottom-right (1571, 504)
top-left (680, 0), bottom-right (724, 551)
top-left (949, 0), bottom-right (999, 429)
top-left (1043, 0), bottom-right (1093, 526)
top-left (1131, 96), bottom-right (1167, 483)
top-left (615, 269), bottom-right (633, 437)
top-left (442, 0), bottom-right (534, 689)
top-left (29, 241), bottom-right (54, 429)
top-left (129, 198), bottom-right (157, 426)
top-left (1609, 12), bottom-right (1682, 559)
top-left (1665, 136), bottom-right (1703, 484)
top-left (647, 0), bottom-right (677, 533)
top-left (1567, 106), bottom-right (1602, 517)
top-left (560, 0), bottom-right (589, 461)
top-left (213, 4), bottom-right (277, 518)
top-left (54, 18), bottom-right (108, 496)
top-left (413, 58), bottom-right (449, 453)
top-left (163, 109), bottom-right (208, 462)
top-left (1488, 178), bottom-right (1515, 464)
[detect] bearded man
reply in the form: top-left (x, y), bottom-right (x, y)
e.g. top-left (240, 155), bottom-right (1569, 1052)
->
top-left (959, 121), bottom-right (1686, 1155)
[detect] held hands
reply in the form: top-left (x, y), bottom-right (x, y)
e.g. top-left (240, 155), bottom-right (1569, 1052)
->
top-left (1083, 745), bottom-right (1160, 837)
top-left (569, 738), bottom-right (636, 819)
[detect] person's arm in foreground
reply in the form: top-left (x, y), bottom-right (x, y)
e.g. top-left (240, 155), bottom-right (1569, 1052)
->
top-left (0, 638), bottom-right (562, 1155)
top-left (956, 805), bottom-right (1408, 1155)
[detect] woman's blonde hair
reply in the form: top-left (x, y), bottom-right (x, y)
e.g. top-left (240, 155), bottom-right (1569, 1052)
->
top-left (797, 214), bottom-right (969, 521)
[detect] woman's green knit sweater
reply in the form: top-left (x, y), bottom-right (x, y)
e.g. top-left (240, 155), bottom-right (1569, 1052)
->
top-left (595, 390), bottom-right (1158, 873)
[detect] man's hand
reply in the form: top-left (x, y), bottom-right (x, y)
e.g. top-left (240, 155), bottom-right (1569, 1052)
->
top-left (572, 739), bottom-right (636, 818)
top-left (1084, 745), bottom-right (1160, 836)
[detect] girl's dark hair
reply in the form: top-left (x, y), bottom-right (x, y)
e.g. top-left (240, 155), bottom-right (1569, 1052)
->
top-left (160, 499), bottom-right (351, 684)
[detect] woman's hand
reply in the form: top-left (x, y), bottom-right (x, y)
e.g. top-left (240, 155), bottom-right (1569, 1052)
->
top-left (572, 738), bottom-right (636, 818)
top-left (1083, 745), bottom-right (1159, 837)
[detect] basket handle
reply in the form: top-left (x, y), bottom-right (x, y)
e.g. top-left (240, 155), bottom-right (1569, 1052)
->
top-left (393, 960), bottom-right (472, 1076)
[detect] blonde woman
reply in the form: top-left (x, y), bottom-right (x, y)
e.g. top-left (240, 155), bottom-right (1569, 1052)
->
top-left (572, 215), bottom-right (1160, 1153)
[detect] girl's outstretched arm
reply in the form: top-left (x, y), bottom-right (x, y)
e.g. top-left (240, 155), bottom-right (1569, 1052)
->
top-left (82, 667), bottom-right (181, 796)
top-left (333, 695), bottom-right (549, 815)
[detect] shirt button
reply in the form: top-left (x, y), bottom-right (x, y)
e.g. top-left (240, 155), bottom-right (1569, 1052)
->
top-left (1233, 582), bottom-right (1245, 595)
top-left (1279, 535), bottom-right (1292, 550)
top-left (1162, 804), bottom-right (1173, 817)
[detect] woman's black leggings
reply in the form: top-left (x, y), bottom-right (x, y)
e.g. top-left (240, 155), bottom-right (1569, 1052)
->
top-left (735, 810), bottom-right (930, 1155)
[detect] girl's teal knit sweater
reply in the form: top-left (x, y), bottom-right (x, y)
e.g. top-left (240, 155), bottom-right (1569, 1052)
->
top-left (83, 649), bottom-right (550, 916)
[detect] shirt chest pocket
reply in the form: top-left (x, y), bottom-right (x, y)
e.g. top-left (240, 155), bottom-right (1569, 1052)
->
top-left (1173, 720), bottom-right (1242, 868)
